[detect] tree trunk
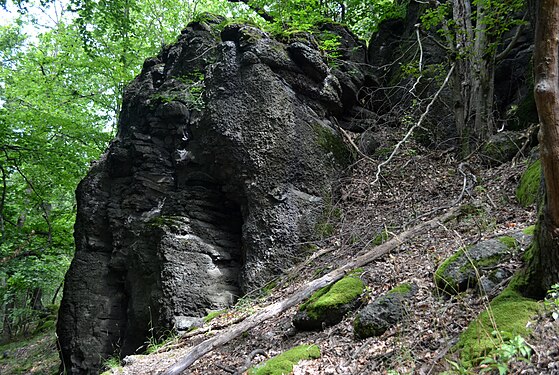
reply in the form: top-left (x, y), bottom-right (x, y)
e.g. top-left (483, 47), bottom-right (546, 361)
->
top-left (452, 0), bottom-right (473, 155)
top-left (525, 0), bottom-right (559, 297)
top-left (451, 0), bottom-right (497, 154)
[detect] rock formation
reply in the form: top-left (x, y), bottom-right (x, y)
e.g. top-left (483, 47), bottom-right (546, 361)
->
top-left (56, 16), bottom-right (374, 373)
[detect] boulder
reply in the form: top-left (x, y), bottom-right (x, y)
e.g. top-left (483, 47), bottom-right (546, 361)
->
top-left (434, 230), bottom-right (532, 296)
top-left (354, 282), bottom-right (417, 339)
top-left (57, 18), bottom-right (374, 374)
top-left (293, 271), bottom-right (365, 330)
top-left (481, 130), bottom-right (526, 165)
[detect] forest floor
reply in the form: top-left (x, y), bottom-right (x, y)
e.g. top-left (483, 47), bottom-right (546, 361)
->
top-left (4, 129), bottom-right (559, 375)
top-left (0, 329), bottom-right (60, 374)
top-left (105, 129), bottom-right (559, 375)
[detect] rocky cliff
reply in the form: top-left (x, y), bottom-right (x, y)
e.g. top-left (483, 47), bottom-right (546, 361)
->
top-left (56, 16), bottom-right (374, 374)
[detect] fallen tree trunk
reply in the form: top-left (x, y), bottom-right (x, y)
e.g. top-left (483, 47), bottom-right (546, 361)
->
top-left (162, 207), bottom-right (459, 375)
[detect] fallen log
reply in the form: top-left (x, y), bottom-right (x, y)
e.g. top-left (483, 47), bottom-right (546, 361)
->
top-left (162, 207), bottom-right (458, 375)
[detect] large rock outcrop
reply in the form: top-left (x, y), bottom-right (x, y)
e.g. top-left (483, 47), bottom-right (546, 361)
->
top-left (57, 17), bottom-right (374, 374)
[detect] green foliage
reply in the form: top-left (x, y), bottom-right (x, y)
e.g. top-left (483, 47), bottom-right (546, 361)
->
top-left (248, 344), bottom-right (321, 375)
top-left (372, 227), bottom-right (391, 246)
top-left (101, 356), bottom-right (123, 375)
top-left (421, 0), bottom-right (526, 56)
top-left (317, 31), bottom-right (341, 66)
top-left (479, 334), bottom-right (532, 374)
top-left (0, 16), bottom-right (112, 337)
top-left (544, 283), bottom-right (559, 321)
top-left (145, 329), bottom-right (179, 354)
top-left (0, 0), bottom-right (255, 339)
top-left (247, 0), bottom-right (407, 40)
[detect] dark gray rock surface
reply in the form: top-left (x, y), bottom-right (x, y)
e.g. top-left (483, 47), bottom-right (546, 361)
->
top-left (57, 19), bottom-right (374, 374)
top-left (354, 282), bottom-right (417, 339)
top-left (434, 231), bottom-right (532, 296)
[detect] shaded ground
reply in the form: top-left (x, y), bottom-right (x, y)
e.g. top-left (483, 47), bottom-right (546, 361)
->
top-left (0, 330), bottom-right (60, 374)
top-left (104, 131), bottom-right (558, 374)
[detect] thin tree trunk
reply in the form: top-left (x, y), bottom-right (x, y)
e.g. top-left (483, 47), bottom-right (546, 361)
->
top-left (452, 0), bottom-right (474, 155)
top-left (527, 0), bottom-right (559, 296)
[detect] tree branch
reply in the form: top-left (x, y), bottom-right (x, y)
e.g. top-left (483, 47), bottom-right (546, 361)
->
top-left (496, 14), bottom-right (527, 62)
top-left (371, 64), bottom-right (455, 186)
top-left (227, 0), bottom-right (275, 23)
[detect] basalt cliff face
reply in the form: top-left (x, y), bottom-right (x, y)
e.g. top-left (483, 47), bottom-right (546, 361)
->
top-left (57, 17), bottom-right (374, 373)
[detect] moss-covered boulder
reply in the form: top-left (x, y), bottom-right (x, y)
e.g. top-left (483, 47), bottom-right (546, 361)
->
top-left (248, 344), bottom-right (321, 375)
top-left (453, 285), bottom-right (541, 366)
top-left (516, 159), bottom-right (541, 207)
top-left (353, 282), bottom-right (417, 339)
top-left (435, 231), bottom-right (532, 296)
top-left (293, 271), bottom-right (365, 330)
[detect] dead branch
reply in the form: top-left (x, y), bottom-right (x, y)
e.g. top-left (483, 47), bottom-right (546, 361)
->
top-left (161, 207), bottom-right (459, 375)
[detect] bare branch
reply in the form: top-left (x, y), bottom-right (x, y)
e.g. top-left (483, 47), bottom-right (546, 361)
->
top-left (371, 64), bottom-right (455, 186)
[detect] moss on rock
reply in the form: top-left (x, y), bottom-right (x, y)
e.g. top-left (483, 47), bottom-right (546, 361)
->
top-left (516, 160), bottom-right (541, 207)
top-left (453, 285), bottom-right (541, 366)
top-left (203, 309), bottom-right (226, 323)
top-left (388, 282), bottom-right (413, 296)
top-left (294, 269), bottom-right (365, 330)
top-left (248, 344), bottom-right (321, 375)
top-left (434, 248), bottom-right (466, 294)
top-left (522, 225), bottom-right (536, 236)
top-left (300, 270), bottom-right (364, 320)
top-left (497, 235), bottom-right (518, 249)
top-left (353, 282), bottom-right (416, 339)
top-left (435, 232), bottom-right (528, 296)
top-left (313, 123), bottom-right (353, 166)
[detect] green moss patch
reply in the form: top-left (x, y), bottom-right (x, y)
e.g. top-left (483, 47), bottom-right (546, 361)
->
top-left (300, 270), bottom-right (364, 320)
top-left (313, 123), bottom-right (353, 166)
top-left (0, 330), bottom-right (60, 375)
top-left (523, 225), bottom-right (536, 236)
top-left (434, 248), bottom-right (466, 294)
top-left (454, 286), bottom-right (541, 365)
top-left (516, 160), bottom-right (541, 207)
top-left (497, 236), bottom-right (518, 249)
top-left (204, 309), bottom-right (226, 323)
top-left (248, 344), bottom-right (321, 375)
top-left (388, 282), bottom-right (413, 296)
